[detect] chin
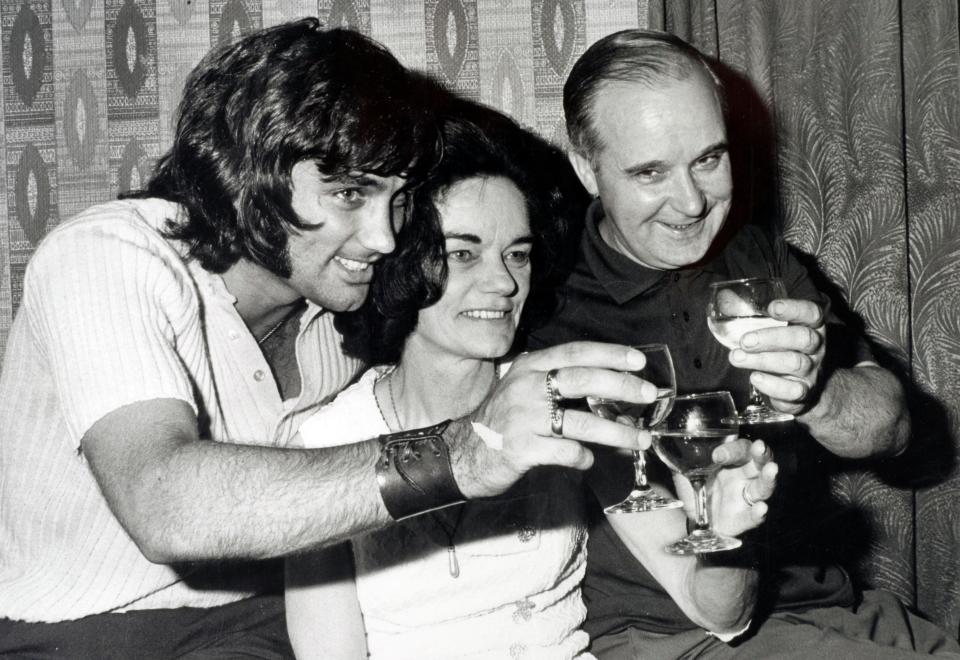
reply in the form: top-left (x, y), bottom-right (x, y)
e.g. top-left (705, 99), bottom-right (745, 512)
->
top-left (463, 340), bottom-right (512, 361)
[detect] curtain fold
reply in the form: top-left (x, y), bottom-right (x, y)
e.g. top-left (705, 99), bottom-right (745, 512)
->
top-left (650, 0), bottom-right (960, 633)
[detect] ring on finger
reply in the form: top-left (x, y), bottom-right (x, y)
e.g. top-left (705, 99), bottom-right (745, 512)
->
top-left (545, 369), bottom-right (564, 436)
top-left (545, 369), bottom-right (561, 402)
top-left (550, 405), bottom-right (565, 436)
top-left (742, 483), bottom-right (758, 507)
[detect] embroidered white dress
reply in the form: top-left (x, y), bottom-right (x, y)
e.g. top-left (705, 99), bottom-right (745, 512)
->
top-left (297, 367), bottom-right (593, 660)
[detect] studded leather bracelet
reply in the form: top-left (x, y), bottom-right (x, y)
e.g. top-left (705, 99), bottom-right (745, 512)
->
top-left (375, 420), bottom-right (466, 521)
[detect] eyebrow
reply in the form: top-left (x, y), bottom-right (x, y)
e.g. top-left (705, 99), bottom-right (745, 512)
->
top-left (444, 232), bottom-right (535, 246)
top-left (622, 141), bottom-right (728, 176)
top-left (319, 172), bottom-right (387, 189)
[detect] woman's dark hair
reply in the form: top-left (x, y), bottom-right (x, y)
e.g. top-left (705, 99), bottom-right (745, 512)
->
top-left (337, 97), bottom-right (583, 365)
top-left (126, 18), bottom-right (440, 276)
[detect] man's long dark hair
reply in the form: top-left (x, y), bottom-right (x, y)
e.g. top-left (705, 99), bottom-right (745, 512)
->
top-left (128, 18), bottom-right (440, 277)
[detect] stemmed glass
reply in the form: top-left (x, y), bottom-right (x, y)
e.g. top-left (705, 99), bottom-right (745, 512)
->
top-left (652, 391), bottom-right (742, 554)
top-left (707, 277), bottom-right (794, 424)
top-left (588, 343), bottom-right (682, 514)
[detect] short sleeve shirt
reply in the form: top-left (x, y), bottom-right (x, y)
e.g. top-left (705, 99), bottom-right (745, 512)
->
top-left (0, 198), bottom-right (362, 622)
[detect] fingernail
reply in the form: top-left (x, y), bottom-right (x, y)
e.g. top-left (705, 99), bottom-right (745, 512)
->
top-left (771, 301), bottom-right (786, 316)
top-left (626, 348), bottom-right (647, 368)
top-left (741, 333), bottom-right (759, 348)
top-left (637, 430), bottom-right (652, 450)
top-left (642, 382), bottom-right (658, 401)
top-left (731, 349), bottom-right (747, 363)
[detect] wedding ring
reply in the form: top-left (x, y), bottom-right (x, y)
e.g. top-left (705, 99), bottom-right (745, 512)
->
top-left (742, 483), bottom-right (758, 507)
top-left (545, 369), bottom-right (564, 436)
top-left (545, 369), bottom-right (561, 402)
top-left (550, 405), bottom-right (565, 436)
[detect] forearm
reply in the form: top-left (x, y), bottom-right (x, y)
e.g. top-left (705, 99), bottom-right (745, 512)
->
top-left (88, 404), bottom-right (491, 563)
top-left (286, 542), bottom-right (368, 659)
top-left (607, 508), bottom-right (758, 635)
top-left (124, 439), bottom-right (389, 562)
top-left (798, 364), bottom-right (909, 459)
top-left (683, 555), bottom-right (758, 634)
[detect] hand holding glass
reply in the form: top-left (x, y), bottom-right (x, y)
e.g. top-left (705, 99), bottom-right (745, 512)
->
top-left (652, 391), bottom-right (742, 554)
top-left (588, 343), bottom-right (682, 514)
top-left (707, 277), bottom-right (794, 424)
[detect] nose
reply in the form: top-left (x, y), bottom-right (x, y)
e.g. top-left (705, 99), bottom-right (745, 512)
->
top-left (482, 258), bottom-right (520, 296)
top-left (670, 170), bottom-right (707, 218)
top-left (357, 202), bottom-right (397, 255)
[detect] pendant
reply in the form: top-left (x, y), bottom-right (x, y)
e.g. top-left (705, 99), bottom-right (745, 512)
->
top-left (447, 544), bottom-right (460, 578)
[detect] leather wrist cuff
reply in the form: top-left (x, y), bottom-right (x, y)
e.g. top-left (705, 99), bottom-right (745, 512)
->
top-left (375, 420), bottom-right (466, 521)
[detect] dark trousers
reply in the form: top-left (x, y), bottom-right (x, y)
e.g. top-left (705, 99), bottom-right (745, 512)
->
top-left (591, 590), bottom-right (960, 660)
top-left (0, 594), bottom-right (293, 659)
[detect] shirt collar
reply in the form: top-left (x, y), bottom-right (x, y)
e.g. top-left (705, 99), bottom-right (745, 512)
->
top-left (581, 199), bottom-right (727, 305)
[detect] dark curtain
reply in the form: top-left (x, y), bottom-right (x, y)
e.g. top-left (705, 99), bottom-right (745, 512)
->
top-left (647, 0), bottom-right (960, 636)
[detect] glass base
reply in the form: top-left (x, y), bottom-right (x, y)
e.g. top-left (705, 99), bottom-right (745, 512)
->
top-left (738, 405), bottom-right (794, 425)
top-left (664, 529), bottom-right (742, 555)
top-left (604, 488), bottom-right (684, 514)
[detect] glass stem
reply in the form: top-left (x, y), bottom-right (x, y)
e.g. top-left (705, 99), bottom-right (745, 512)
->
top-left (632, 450), bottom-right (650, 490)
top-left (692, 477), bottom-right (709, 531)
top-left (748, 385), bottom-right (765, 408)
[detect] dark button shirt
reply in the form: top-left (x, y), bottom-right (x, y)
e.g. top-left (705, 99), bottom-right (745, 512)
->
top-left (526, 201), bottom-right (863, 639)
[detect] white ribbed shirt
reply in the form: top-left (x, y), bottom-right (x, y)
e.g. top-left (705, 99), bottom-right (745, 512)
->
top-left (0, 198), bottom-right (361, 622)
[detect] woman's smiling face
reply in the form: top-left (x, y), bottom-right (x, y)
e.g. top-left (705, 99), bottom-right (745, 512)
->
top-left (408, 176), bottom-right (533, 362)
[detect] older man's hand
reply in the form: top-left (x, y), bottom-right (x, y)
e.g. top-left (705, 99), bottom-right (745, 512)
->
top-left (729, 297), bottom-right (826, 415)
top-left (672, 439), bottom-right (778, 537)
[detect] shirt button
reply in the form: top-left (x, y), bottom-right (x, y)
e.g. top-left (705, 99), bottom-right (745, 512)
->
top-left (253, 370), bottom-right (265, 381)
top-left (682, 311), bottom-right (690, 322)
top-left (673, 273), bottom-right (681, 282)
top-left (694, 358), bottom-right (703, 369)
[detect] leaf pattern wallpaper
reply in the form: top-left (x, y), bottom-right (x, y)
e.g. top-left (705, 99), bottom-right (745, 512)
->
top-left (653, 0), bottom-right (960, 634)
top-left (0, 0), bottom-right (958, 636)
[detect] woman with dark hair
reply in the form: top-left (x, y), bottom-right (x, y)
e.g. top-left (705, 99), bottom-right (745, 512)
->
top-left (286, 101), bottom-right (589, 658)
top-left (285, 101), bottom-right (776, 659)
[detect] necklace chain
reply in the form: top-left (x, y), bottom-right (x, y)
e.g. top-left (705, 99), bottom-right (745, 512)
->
top-left (256, 318), bottom-right (286, 345)
top-left (386, 368), bottom-right (402, 430)
top-left (256, 303), bottom-right (303, 345)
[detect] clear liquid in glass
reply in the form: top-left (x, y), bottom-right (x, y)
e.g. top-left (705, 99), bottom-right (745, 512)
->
top-left (653, 429), bottom-right (738, 479)
top-left (588, 387), bottom-right (676, 429)
top-left (707, 315), bottom-right (788, 350)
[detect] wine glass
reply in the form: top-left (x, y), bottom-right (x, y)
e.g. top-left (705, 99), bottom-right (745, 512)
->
top-left (652, 391), bottom-right (742, 554)
top-left (588, 343), bottom-right (682, 514)
top-left (706, 277), bottom-right (794, 424)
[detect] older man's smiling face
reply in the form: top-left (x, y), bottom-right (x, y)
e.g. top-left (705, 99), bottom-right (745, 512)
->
top-left (570, 71), bottom-right (732, 270)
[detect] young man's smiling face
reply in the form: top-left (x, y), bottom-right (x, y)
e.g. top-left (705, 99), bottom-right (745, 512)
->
top-left (569, 71), bottom-right (733, 270)
top-left (284, 160), bottom-right (407, 312)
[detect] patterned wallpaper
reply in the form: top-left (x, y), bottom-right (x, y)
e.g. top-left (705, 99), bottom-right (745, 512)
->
top-left (3, 0), bottom-right (959, 636)
top-left (0, 0), bottom-right (652, 350)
